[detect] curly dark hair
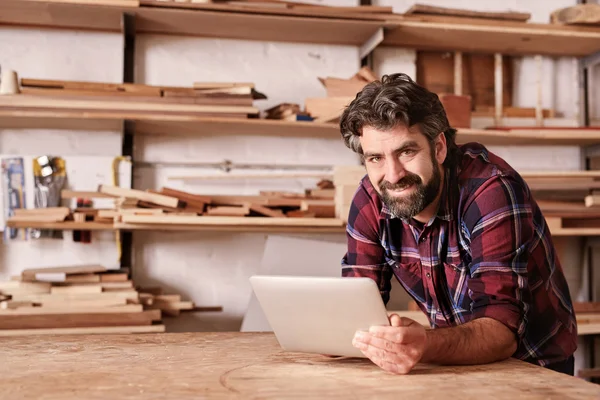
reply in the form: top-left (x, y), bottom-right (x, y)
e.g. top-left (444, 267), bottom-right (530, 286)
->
top-left (339, 73), bottom-right (461, 168)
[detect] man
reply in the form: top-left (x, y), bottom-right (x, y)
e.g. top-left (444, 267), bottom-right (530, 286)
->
top-left (339, 73), bottom-right (578, 376)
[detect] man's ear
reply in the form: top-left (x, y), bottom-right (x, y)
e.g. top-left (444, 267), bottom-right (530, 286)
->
top-left (435, 133), bottom-right (447, 165)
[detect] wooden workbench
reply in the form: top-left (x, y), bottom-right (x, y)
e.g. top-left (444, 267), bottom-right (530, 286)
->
top-left (1, 332), bottom-right (599, 399)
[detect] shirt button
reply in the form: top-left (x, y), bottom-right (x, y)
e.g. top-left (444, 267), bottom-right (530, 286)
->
top-left (420, 236), bottom-right (427, 243)
top-left (426, 272), bottom-right (431, 278)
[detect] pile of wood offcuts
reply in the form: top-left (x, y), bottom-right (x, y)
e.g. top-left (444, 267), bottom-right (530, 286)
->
top-left (12, 78), bottom-right (264, 119)
top-left (6, 180), bottom-right (343, 230)
top-left (0, 265), bottom-right (199, 336)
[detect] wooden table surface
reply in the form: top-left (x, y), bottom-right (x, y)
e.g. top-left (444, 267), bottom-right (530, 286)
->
top-left (1, 332), bottom-right (599, 399)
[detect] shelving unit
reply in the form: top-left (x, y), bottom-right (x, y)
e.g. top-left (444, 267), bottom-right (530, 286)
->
top-left (2, 0), bottom-right (600, 376)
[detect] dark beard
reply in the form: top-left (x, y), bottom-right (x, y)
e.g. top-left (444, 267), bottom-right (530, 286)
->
top-left (379, 163), bottom-right (442, 220)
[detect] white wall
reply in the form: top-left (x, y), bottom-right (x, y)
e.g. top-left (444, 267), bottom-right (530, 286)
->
top-left (0, 0), bottom-right (596, 369)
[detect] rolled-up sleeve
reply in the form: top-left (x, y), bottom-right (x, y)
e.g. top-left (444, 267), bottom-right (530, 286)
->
top-left (462, 175), bottom-right (533, 340)
top-left (341, 184), bottom-right (392, 304)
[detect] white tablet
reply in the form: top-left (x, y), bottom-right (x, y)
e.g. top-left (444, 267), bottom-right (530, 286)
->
top-left (249, 275), bottom-right (390, 358)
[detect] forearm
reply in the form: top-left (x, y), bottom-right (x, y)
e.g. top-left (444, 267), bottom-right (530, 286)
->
top-left (421, 317), bottom-right (517, 365)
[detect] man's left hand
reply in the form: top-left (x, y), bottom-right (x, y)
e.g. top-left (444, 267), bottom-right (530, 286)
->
top-left (352, 314), bottom-right (427, 375)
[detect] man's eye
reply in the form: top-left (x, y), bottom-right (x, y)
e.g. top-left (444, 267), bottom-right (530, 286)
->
top-left (401, 149), bottom-right (416, 156)
top-left (368, 157), bottom-right (381, 163)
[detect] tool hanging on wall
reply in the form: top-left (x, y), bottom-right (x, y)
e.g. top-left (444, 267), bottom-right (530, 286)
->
top-left (32, 156), bottom-right (67, 239)
top-left (1, 157), bottom-right (27, 241)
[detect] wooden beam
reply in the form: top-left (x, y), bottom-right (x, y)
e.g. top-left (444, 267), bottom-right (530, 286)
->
top-left (494, 53), bottom-right (503, 126)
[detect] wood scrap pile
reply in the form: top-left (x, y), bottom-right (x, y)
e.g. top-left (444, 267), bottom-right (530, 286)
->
top-left (550, 4), bottom-right (600, 26)
top-left (13, 78), bottom-right (266, 119)
top-left (4, 180), bottom-right (343, 230)
top-left (305, 66), bottom-right (377, 124)
top-left (0, 264), bottom-right (204, 336)
top-left (264, 103), bottom-right (311, 122)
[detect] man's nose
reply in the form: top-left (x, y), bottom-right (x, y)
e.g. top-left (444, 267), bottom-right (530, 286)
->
top-left (384, 160), bottom-right (406, 183)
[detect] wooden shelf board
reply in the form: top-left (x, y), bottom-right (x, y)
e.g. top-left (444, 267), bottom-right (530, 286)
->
top-left (5, 219), bottom-right (346, 233)
top-left (8, 219), bottom-right (600, 236)
top-left (456, 128), bottom-right (600, 146)
top-left (3, 107), bottom-right (600, 146)
top-left (0, 0), bottom-right (381, 46)
top-left (135, 6), bottom-right (382, 46)
top-left (383, 15), bottom-right (600, 57)
top-left (114, 222), bottom-right (346, 233)
top-left (5, 221), bottom-right (114, 230)
top-left (2, 1), bottom-right (600, 56)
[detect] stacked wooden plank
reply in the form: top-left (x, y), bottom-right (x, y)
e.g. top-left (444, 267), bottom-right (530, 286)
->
top-left (0, 264), bottom-right (202, 336)
top-left (23, 0), bottom-right (140, 6)
top-left (333, 166), bottom-right (366, 223)
top-left (13, 78), bottom-right (265, 119)
top-left (264, 103), bottom-right (311, 122)
top-left (305, 67), bottom-right (377, 123)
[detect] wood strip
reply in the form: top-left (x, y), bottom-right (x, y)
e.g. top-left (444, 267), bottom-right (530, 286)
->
top-left (21, 78), bottom-right (161, 95)
top-left (0, 95), bottom-right (259, 115)
top-left (0, 304), bottom-right (144, 315)
top-left (139, 0), bottom-right (388, 21)
top-left (0, 281), bottom-right (52, 294)
top-left (0, 310), bottom-right (161, 330)
top-left (61, 190), bottom-right (116, 199)
top-left (20, 0), bottom-right (140, 7)
top-left (22, 265), bottom-right (107, 279)
top-left (120, 214), bottom-right (345, 227)
top-left (10, 291), bottom-right (139, 303)
top-left (99, 273), bottom-right (129, 282)
top-left (574, 302), bottom-right (600, 313)
top-left (0, 324), bottom-right (165, 336)
top-left (50, 285), bottom-right (103, 294)
top-left (249, 204), bottom-right (286, 218)
top-left (98, 185), bottom-right (183, 209)
top-left (205, 205), bottom-right (250, 216)
top-left (404, 4), bottom-right (531, 22)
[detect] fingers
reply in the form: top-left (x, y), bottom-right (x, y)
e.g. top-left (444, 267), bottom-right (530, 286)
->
top-left (353, 333), bottom-right (420, 361)
top-left (354, 341), bottom-right (414, 375)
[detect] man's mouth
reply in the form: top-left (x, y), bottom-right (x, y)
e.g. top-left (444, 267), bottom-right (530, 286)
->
top-left (387, 184), bottom-right (414, 194)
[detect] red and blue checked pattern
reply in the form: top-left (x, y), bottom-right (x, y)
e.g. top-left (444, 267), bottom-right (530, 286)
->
top-left (342, 142), bottom-right (578, 367)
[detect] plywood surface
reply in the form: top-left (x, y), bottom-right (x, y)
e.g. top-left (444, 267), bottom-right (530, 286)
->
top-left (0, 332), bottom-right (598, 399)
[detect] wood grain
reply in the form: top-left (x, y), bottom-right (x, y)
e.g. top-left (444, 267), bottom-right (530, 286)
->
top-left (0, 332), bottom-right (597, 399)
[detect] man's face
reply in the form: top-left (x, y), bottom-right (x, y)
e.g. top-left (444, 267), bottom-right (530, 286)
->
top-left (359, 125), bottom-right (446, 220)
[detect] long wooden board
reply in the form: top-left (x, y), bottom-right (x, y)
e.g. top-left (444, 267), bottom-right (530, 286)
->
top-left (119, 214), bottom-right (344, 227)
top-left (404, 4), bottom-right (531, 22)
top-left (1, 332), bottom-right (598, 398)
top-left (0, 324), bottom-right (165, 336)
top-left (0, 309), bottom-right (160, 330)
top-left (21, 265), bottom-right (107, 280)
top-left (98, 185), bottom-right (183, 208)
top-left (0, 95), bottom-right (258, 115)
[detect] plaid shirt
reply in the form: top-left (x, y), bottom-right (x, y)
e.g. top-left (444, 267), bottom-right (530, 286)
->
top-left (342, 142), bottom-right (577, 367)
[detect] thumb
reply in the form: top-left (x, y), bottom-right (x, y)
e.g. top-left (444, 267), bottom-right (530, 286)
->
top-left (389, 314), bottom-right (418, 327)
top-left (389, 313), bottom-right (402, 327)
